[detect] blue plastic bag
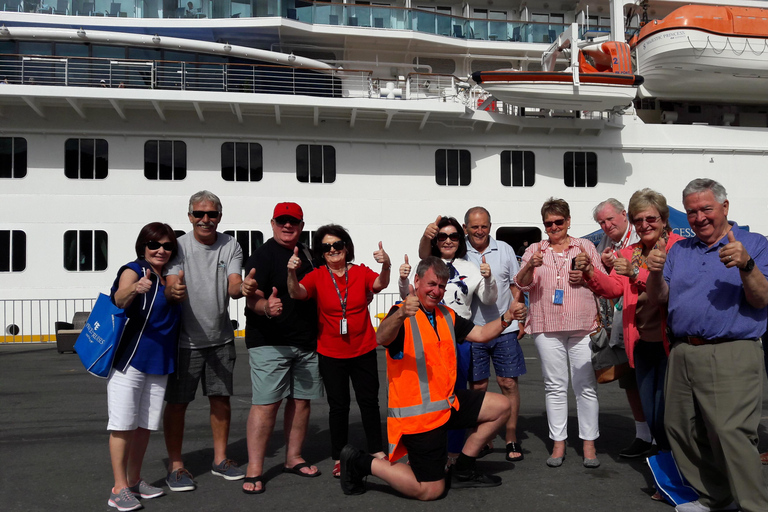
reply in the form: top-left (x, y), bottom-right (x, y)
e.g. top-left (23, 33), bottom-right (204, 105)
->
top-left (74, 294), bottom-right (127, 378)
top-left (647, 450), bottom-right (699, 506)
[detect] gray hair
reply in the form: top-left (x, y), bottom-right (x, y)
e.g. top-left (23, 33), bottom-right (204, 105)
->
top-left (415, 256), bottom-right (450, 282)
top-left (592, 198), bottom-right (625, 222)
top-left (188, 190), bottom-right (223, 213)
top-left (464, 206), bottom-right (491, 225)
top-left (682, 178), bottom-right (727, 203)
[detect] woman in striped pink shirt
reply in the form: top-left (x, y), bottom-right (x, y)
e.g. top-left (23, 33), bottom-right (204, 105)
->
top-left (515, 198), bottom-right (605, 469)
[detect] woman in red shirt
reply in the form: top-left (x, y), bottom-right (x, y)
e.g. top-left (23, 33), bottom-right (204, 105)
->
top-left (287, 224), bottom-right (391, 477)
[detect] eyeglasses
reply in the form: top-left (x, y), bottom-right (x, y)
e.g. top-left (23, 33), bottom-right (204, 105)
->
top-left (437, 232), bottom-right (461, 242)
top-left (190, 210), bottom-right (220, 219)
top-left (321, 240), bottom-right (346, 253)
top-left (632, 215), bottom-right (661, 226)
top-left (146, 241), bottom-right (174, 251)
top-left (543, 219), bottom-right (566, 228)
top-left (274, 215), bottom-right (301, 226)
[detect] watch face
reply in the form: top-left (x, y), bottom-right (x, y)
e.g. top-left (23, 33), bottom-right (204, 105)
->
top-left (744, 258), bottom-right (755, 272)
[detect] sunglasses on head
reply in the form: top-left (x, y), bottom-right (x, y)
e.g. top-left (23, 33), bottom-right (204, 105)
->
top-left (274, 215), bottom-right (301, 226)
top-left (321, 240), bottom-right (346, 253)
top-left (632, 215), bottom-right (661, 226)
top-left (543, 219), bottom-right (566, 228)
top-left (190, 210), bottom-right (220, 219)
top-left (437, 232), bottom-right (461, 242)
top-left (146, 241), bottom-right (174, 251)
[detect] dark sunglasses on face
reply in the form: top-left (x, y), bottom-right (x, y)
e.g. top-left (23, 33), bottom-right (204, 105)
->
top-left (437, 232), bottom-right (461, 242)
top-left (544, 219), bottom-right (566, 228)
top-left (321, 240), bottom-right (346, 253)
top-left (146, 241), bottom-right (174, 251)
top-left (274, 215), bottom-right (301, 226)
top-left (632, 215), bottom-right (661, 226)
top-left (190, 210), bottom-right (220, 219)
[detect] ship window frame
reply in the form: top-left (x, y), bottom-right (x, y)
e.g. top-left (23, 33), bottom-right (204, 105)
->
top-left (144, 140), bottom-right (187, 181)
top-left (63, 229), bottom-right (108, 272)
top-left (500, 150), bottom-right (535, 187)
top-left (0, 230), bottom-right (26, 272)
top-left (296, 144), bottom-right (336, 184)
top-left (435, 149), bottom-right (471, 186)
top-left (221, 142), bottom-right (263, 182)
top-left (0, 137), bottom-right (27, 179)
top-left (65, 138), bottom-right (109, 180)
top-left (563, 151), bottom-right (598, 188)
top-left (223, 230), bottom-right (264, 262)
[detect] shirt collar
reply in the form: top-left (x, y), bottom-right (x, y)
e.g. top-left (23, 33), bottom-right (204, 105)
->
top-left (692, 221), bottom-right (738, 249)
top-left (466, 236), bottom-right (498, 255)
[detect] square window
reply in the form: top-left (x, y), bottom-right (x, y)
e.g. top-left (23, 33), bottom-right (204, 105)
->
top-left (501, 150), bottom-right (535, 187)
top-left (564, 151), bottom-right (597, 187)
top-left (435, 149), bottom-right (471, 186)
top-left (296, 144), bottom-right (336, 183)
top-left (0, 230), bottom-right (26, 272)
top-left (145, 140), bottom-right (187, 180)
top-left (63, 230), bottom-right (108, 271)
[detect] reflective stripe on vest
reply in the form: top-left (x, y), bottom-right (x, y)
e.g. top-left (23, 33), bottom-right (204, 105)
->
top-left (387, 305), bottom-right (457, 420)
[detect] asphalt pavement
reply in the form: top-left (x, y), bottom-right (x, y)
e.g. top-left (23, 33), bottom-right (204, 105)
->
top-left (2, 336), bottom-right (768, 512)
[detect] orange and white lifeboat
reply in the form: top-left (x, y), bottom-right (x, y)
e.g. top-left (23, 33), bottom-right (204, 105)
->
top-left (634, 5), bottom-right (768, 103)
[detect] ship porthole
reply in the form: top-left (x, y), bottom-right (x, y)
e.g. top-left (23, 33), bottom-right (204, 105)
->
top-left (5, 324), bottom-right (20, 336)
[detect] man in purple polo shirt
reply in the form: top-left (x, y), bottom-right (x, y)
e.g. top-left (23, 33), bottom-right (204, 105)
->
top-left (647, 178), bottom-right (768, 512)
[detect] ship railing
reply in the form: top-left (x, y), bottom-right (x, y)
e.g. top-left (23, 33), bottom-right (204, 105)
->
top-left (0, 294), bottom-right (402, 344)
top-left (0, 54), bottom-right (373, 98)
top-left (406, 73), bottom-right (465, 102)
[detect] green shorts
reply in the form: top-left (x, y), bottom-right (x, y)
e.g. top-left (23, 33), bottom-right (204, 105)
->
top-left (248, 345), bottom-right (323, 405)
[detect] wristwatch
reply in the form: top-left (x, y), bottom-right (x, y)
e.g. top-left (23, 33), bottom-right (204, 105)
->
top-left (500, 313), bottom-right (511, 330)
top-left (741, 257), bottom-right (755, 273)
top-left (630, 266), bottom-right (639, 280)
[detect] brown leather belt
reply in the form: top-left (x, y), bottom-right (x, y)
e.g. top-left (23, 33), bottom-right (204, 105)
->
top-left (677, 336), bottom-right (756, 346)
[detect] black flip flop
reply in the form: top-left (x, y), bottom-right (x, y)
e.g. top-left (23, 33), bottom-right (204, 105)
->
top-left (283, 462), bottom-right (322, 478)
top-left (506, 442), bottom-right (524, 462)
top-left (478, 445), bottom-right (494, 459)
top-left (242, 475), bottom-right (265, 494)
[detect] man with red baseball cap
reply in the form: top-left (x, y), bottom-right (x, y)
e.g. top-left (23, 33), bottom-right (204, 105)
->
top-left (240, 202), bottom-right (323, 494)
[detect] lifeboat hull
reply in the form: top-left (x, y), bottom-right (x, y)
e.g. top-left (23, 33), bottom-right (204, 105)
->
top-left (635, 6), bottom-right (768, 103)
top-left (472, 71), bottom-right (642, 111)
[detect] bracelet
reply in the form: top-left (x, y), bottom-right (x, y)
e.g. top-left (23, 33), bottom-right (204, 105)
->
top-left (264, 302), bottom-right (272, 319)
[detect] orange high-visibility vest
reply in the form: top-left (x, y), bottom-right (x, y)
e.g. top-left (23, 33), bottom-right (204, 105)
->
top-left (386, 304), bottom-right (459, 462)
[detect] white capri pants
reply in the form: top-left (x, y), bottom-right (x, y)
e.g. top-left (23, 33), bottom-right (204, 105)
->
top-left (534, 330), bottom-right (599, 441)
top-left (107, 365), bottom-right (169, 431)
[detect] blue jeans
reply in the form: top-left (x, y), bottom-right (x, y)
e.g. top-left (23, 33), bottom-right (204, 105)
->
top-left (634, 340), bottom-right (669, 450)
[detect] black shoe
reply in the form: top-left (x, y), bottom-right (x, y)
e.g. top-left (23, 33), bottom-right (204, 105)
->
top-left (451, 468), bottom-right (502, 489)
top-left (339, 444), bottom-right (366, 495)
top-left (619, 438), bottom-right (653, 459)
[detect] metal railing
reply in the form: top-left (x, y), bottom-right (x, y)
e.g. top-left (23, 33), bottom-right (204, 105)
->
top-left (0, 293), bottom-right (401, 343)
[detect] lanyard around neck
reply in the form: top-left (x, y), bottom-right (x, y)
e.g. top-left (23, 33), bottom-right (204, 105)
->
top-left (326, 265), bottom-right (348, 319)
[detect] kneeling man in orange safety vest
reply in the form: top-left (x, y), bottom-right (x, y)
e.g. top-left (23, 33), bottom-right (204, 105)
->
top-left (338, 256), bottom-right (527, 501)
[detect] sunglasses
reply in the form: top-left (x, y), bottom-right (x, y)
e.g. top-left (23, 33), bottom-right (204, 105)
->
top-left (632, 215), bottom-right (661, 226)
top-left (274, 215), bottom-right (301, 226)
top-left (543, 219), bottom-right (566, 228)
top-left (437, 232), bottom-right (461, 242)
top-left (190, 210), bottom-right (220, 219)
top-left (146, 241), bottom-right (174, 251)
top-left (321, 240), bottom-right (346, 253)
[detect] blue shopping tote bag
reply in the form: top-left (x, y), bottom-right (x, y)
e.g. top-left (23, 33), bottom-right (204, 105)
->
top-left (74, 294), bottom-right (128, 378)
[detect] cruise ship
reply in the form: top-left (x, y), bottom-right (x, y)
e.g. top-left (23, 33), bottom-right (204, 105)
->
top-left (1, 0), bottom-right (767, 341)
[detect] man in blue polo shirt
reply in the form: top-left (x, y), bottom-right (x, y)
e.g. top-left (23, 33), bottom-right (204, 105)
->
top-left (647, 178), bottom-right (768, 512)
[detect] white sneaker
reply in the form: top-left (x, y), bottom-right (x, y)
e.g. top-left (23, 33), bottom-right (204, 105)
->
top-left (675, 500), bottom-right (738, 512)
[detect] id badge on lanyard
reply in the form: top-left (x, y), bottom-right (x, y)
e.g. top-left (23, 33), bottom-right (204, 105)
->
top-left (553, 288), bottom-right (564, 305)
top-left (327, 265), bottom-right (349, 335)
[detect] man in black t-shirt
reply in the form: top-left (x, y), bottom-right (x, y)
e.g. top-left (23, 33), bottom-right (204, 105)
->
top-left (240, 202), bottom-right (322, 494)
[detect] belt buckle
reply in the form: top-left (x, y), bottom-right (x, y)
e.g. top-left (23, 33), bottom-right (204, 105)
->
top-left (687, 336), bottom-right (706, 346)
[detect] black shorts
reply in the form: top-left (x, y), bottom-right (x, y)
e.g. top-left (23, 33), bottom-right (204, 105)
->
top-left (400, 389), bottom-right (485, 483)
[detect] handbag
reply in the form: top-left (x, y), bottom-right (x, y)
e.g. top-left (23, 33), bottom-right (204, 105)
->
top-left (590, 296), bottom-right (630, 384)
top-left (74, 293), bottom-right (128, 378)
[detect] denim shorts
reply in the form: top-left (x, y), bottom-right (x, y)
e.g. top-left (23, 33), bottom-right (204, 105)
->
top-left (248, 345), bottom-right (323, 405)
top-left (164, 342), bottom-right (236, 404)
top-left (470, 331), bottom-right (527, 381)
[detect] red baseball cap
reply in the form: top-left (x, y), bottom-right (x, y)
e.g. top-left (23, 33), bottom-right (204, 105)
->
top-left (273, 202), bottom-right (303, 221)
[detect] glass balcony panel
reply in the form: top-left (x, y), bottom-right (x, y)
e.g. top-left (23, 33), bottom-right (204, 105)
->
top-left (489, 20), bottom-right (507, 40)
top-left (414, 10), bottom-right (436, 35)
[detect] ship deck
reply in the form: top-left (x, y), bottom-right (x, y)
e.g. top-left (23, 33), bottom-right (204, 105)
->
top-left (3, 336), bottom-right (768, 511)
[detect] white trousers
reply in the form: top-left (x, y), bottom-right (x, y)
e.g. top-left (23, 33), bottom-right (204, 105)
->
top-left (534, 330), bottom-right (599, 441)
top-left (107, 366), bottom-right (168, 431)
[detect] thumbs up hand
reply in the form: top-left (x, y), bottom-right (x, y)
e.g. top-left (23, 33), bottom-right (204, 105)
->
top-left (266, 286), bottom-right (283, 317)
top-left (573, 246), bottom-right (591, 271)
top-left (241, 268), bottom-right (258, 297)
top-left (720, 229), bottom-right (749, 269)
top-left (480, 255), bottom-right (492, 279)
top-left (373, 241), bottom-right (390, 269)
top-left (424, 215), bottom-right (442, 240)
top-left (613, 253), bottom-right (635, 277)
top-left (403, 284), bottom-right (419, 317)
top-left (399, 254), bottom-right (411, 280)
top-left (136, 268), bottom-right (152, 294)
top-left (170, 270), bottom-right (187, 301)
top-left (529, 247), bottom-right (546, 268)
top-left (647, 249), bottom-right (666, 272)
top-left (287, 246), bottom-right (302, 271)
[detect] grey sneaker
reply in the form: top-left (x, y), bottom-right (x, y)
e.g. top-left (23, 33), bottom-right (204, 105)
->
top-left (165, 468), bottom-right (196, 492)
top-left (129, 479), bottom-right (164, 499)
top-left (108, 487), bottom-right (143, 512)
top-left (674, 501), bottom-right (738, 512)
top-left (211, 458), bottom-right (245, 481)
